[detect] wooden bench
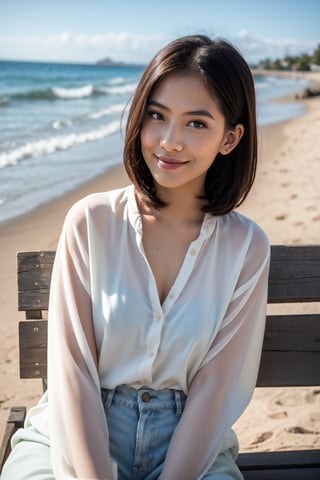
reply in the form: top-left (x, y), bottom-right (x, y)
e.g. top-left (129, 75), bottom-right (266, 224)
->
top-left (1, 246), bottom-right (320, 478)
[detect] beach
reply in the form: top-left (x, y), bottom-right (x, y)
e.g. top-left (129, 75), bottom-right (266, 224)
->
top-left (234, 91), bottom-right (320, 452)
top-left (1, 77), bottom-right (320, 453)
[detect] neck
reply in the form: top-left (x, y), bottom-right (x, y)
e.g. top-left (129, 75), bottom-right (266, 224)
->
top-left (139, 186), bottom-right (206, 227)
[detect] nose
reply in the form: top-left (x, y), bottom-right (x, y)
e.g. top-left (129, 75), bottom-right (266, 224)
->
top-left (160, 125), bottom-right (183, 152)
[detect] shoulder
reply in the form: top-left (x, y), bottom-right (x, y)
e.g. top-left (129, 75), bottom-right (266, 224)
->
top-left (227, 211), bottom-right (268, 241)
top-left (218, 211), bottom-right (270, 261)
top-left (64, 185), bottom-right (131, 226)
top-left (59, 186), bottom-right (132, 245)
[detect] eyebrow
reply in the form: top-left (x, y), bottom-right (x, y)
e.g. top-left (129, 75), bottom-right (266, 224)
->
top-left (148, 100), bottom-right (215, 120)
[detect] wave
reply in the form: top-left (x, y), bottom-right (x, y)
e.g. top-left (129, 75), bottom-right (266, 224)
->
top-left (0, 96), bottom-right (9, 106)
top-left (52, 84), bottom-right (94, 98)
top-left (108, 76), bottom-right (126, 85)
top-left (0, 120), bottom-right (119, 167)
top-left (255, 81), bottom-right (270, 90)
top-left (2, 81), bottom-right (137, 103)
top-left (88, 103), bottom-right (126, 120)
top-left (49, 103), bottom-right (125, 133)
top-left (52, 119), bottom-right (73, 130)
top-left (98, 83), bottom-right (137, 95)
top-left (10, 84), bottom-right (102, 101)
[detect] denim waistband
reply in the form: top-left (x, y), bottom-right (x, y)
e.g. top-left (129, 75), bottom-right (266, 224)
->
top-left (101, 384), bottom-right (187, 415)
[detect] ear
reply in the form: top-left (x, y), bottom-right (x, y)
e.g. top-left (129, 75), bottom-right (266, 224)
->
top-left (219, 124), bottom-right (244, 155)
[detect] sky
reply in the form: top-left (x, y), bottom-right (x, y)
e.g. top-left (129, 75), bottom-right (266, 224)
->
top-left (1, 0), bottom-right (319, 65)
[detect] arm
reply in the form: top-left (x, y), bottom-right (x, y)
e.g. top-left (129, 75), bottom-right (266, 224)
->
top-left (48, 203), bottom-right (114, 479)
top-left (160, 233), bottom-right (270, 480)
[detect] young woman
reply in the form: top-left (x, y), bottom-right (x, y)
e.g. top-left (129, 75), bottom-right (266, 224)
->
top-left (1, 35), bottom-right (270, 480)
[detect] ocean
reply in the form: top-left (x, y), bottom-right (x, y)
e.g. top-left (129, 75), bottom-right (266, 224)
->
top-left (0, 60), bottom-right (310, 224)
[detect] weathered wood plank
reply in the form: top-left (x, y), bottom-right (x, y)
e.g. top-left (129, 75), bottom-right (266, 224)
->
top-left (241, 468), bottom-right (320, 480)
top-left (257, 351), bottom-right (320, 387)
top-left (17, 315), bottom-right (320, 385)
top-left (18, 289), bottom-right (51, 312)
top-left (17, 247), bottom-right (320, 311)
top-left (238, 449), bottom-right (320, 479)
top-left (237, 449), bottom-right (320, 468)
top-left (17, 250), bottom-right (55, 273)
top-left (19, 320), bottom-right (47, 379)
top-left (0, 407), bottom-right (26, 469)
top-left (269, 245), bottom-right (320, 303)
top-left (17, 251), bottom-right (55, 311)
top-left (263, 314), bottom-right (320, 351)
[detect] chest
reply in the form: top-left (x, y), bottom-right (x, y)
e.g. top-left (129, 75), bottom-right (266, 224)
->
top-left (141, 220), bottom-right (201, 304)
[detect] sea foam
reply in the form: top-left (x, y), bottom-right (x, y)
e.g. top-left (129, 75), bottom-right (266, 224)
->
top-left (0, 120), bottom-right (120, 167)
top-left (99, 83), bottom-right (137, 95)
top-left (88, 103), bottom-right (126, 119)
top-left (52, 84), bottom-right (94, 98)
top-left (108, 76), bottom-right (126, 85)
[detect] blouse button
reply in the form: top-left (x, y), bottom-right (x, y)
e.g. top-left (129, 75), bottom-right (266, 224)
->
top-left (155, 312), bottom-right (161, 320)
top-left (189, 248), bottom-right (197, 256)
top-left (169, 293), bottom-right (175, 299)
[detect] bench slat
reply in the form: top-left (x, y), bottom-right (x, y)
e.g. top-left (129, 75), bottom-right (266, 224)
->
top-left (269, 245), bottom-right (320, 303)
top-left (237, 448), bottom-right (320, 469)
top-left (17, 246), bottom-right (320, 311)
top-left (19, 320), bottom-right (47, 379)
top-left (17, 251), bottom-right (55, 311)
top-left (17, 316), bottom-right (320, 386)
top-left (257, 350), bottom-right (320, 386)
top-left (237, 450), bottom-right (320, 480)
top-left (241, 468), bottom-right (320, 480)
top-left (238, 450), bottom-right (320, 479)
top-left (263, 314), bottom-right (320, 351)
top-left (0, 407), bottom-right (26, 469)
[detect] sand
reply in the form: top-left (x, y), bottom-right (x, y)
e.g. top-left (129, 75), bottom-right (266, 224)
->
top-left (1, 79), bottom-right (320, 454)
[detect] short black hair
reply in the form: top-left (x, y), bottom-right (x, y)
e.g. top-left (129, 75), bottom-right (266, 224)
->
top-left (123, 34), bottom-right (257, 216)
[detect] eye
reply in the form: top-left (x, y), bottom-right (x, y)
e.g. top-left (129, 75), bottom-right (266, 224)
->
top-left (147, 110), bottom-right (164, 121)
top-left (188, 120), bottom-right (207, 129)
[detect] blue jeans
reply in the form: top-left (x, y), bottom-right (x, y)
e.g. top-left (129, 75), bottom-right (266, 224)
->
top-left (101, 385), bottom-right (186, 480)
top-left (102, 385), bottom-right (243, 480)
top-left (1, 386), bottom-right (243, 479)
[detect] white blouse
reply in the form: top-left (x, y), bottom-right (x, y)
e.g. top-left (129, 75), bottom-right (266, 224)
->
top-left (22, 184), bottom-right (270, 479)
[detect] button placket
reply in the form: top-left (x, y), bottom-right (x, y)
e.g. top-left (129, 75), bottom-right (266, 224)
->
top-left (146, 314), bottom-right (161, 362)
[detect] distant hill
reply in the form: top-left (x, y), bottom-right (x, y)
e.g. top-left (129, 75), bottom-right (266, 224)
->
top-left (96, 57), bottom-right (143, 67)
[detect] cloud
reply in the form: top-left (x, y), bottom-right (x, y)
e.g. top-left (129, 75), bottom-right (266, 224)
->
top-left (0, 31), bottom-right (166, 62)
top-left (234, 30), bottom-right (319, 64)
top-left (0, 29), bottom-right (318, 64)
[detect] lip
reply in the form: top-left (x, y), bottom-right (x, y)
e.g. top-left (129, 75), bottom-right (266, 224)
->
top-left (155, 155), bottom-right (189, 170)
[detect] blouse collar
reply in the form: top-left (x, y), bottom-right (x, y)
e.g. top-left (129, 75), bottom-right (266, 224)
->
top-left (127, 184), bottom-right (217, 242)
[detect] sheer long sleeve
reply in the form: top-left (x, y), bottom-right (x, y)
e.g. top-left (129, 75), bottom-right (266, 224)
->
top-left (160, 227), bottom-right (270, 480)
top-left (47, 203), bottom-right (115, 479)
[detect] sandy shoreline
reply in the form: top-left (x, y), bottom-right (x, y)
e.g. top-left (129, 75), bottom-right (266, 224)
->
top-left (1, 85), bottom-right (320, 452)
top-left (252, 67), bottom-right (320, 84)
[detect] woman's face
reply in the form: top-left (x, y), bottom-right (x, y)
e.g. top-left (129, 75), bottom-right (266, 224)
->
top-left (140, 72), bottom-right (237, 198)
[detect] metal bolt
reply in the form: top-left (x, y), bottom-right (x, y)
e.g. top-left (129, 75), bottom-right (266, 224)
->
top-left (33, 327), bottom-right (39, 333)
